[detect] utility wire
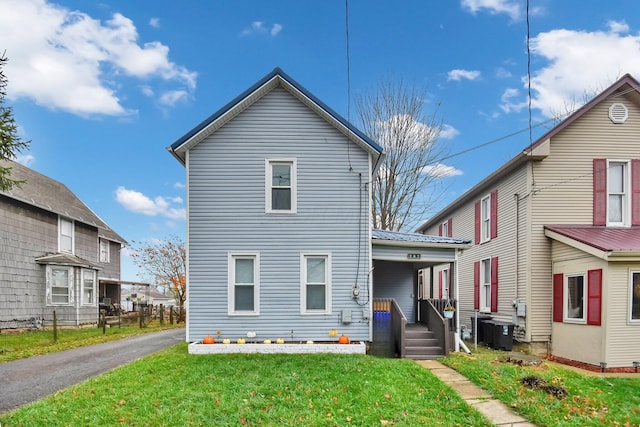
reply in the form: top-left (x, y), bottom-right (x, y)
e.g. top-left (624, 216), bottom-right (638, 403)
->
top-left (526, 0), bottom-right (536, 188)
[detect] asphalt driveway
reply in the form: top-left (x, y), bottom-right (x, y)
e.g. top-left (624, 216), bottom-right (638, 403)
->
top-left (0, 327), bottom-right (185, 413)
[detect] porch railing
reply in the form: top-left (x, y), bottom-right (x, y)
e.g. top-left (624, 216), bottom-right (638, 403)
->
top-left (418, 299), bottom-right (455, 356)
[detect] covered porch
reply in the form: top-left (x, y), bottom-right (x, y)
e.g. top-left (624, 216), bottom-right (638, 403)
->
top-left (370, 229), bottom-right (471, 359)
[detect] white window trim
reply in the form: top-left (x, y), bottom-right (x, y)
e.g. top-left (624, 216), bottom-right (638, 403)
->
top-left (442, 267), bottom-right (450, 300)
top-left (441, 220), bottom-right (449, 237)
top-left (564, 273), bottom-right (586, 324)
top-left (300, 253), bottom-right (332, 315)
top-left (81, 269), bottom-right (97, 306)
top-left (99, 239), bottom-right (110, 263)
top-left (46, 265), bottom-right (74, 306)
top-left (480, 194), bottom-right (491, 242)
top-left (630, 270), bottom-right (640, 323)
top-left (265, 158), bottom-right (297, 214)
top-left (607, 159), bottom-right (631, 227)
top-left (58, 216), bottom-right (75, 254)
top-left (228, 253), bottom-right (260, 316)
top-left (479, 258), bottom-right (491, 312)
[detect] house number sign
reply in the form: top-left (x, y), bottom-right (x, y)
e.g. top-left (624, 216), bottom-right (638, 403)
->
top-left (407, 253), bottom-right (421, 260)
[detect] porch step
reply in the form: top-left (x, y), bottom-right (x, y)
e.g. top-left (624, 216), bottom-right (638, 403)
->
top-left (403, 324), bottom-right (445, 360)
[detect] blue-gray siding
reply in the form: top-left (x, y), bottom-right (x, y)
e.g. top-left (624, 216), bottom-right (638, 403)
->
top-left (186, 87), bottom-right (372, 342)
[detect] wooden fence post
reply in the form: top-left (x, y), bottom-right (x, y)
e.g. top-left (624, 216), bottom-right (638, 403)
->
top-left (160, 304), bottom-right (164, 326)
top-left (52, 310), bottom-right (58, 342)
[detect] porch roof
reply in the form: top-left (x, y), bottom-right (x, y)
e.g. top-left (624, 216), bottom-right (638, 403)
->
top-left (544, 224), bottom-right (640, 260)
top-left (35, 253), bottom-right (101, 269)
top-left (372, 229), bottom-right (471, 248)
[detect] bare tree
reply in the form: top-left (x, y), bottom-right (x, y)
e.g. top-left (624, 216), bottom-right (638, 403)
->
top-left (130, 235), bottom-right (186, 321)
top-left (355, 77), bottom-right (449, 231)
top-left (0, 54), bottom-right (30, 190)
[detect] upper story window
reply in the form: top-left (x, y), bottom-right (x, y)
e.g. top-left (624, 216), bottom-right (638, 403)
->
top-left (99, 239), bottom-right (110, 263)
top-left (59, 217), bottom-right (74, 254)
top-left (301, 253), bottom-right (331, 314)
top-left (608, 161), bottom-right (629, 226)
top-left (475, 190), bottom-right (497, 244)
top-left (441, 220), bottom-right (449, 237)
top-left (228, 253), bottom-right (260, 315)
top-left (266, 159), bottom-right (297, 213)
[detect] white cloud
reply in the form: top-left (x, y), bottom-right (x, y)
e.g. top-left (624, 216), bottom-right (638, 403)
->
top-left (159, 90), bottom-right (189, 107)
top-left (173, 182), bottom-right (185, 189)
top-left (607, 20), bottom-right (629, 34)
top-left (0, 0), bottom-right (197, 116)
top-left (505, 21), bottom-right (640, 118)
top-left (140, 85), bottom-right (154, 97)
top-left (421, 163), bottom-right (463, 178)
top-left (15, 153), bottom-right (36, 166)
top-left (149, 17), bottom-right (160, 28)
top-left (241, 21), bottom-right (283, 37)
top-left (440, 124), bottom-right (460, 140)
top-left (499, 87), bottom-right (527, 113)
top-left (447, 69), bottom-right (481, 81)
top-left (115, 186), bottom-right (186, 220)
top-left (461, 0), bottom-right (522, 21)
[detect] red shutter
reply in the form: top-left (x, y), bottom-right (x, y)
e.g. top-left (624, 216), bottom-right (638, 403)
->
top-left (490, 190), bottom-right (498, 239)
top-left (474, 201), bottom-right (481, 244)
top-left (632, 160), bottom-right (640, 225)
top-left (593, 159), bottom-right (607, 225)
top-left (438, 271), bottom-right (443, 299)
top-left (553, 274), bottom-right (563, 322)
top-left (447, 218), bottom-right (453, 237)
top-left (587, 269), bottom-right (602, 326)
top-left (473, 261), bottom-right (480, 309)
top-left (490, 257), bottom-right (498, 312)
top-left (438, 224), bottom-right (442, 236)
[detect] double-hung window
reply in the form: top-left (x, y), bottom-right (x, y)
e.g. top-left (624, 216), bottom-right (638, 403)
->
top-left (480, 195), bottom-right (491, 242)
top-left (46, 265), bottom-right (73, 305)
top-left (99, 239), bottom-right (110, 263)
top-left (301, 254), bottom-right (331, 314)
top-left (480, 258), bottom-right (491, 312)
top-left (631, 271), bottom-right (640, 321)
top-left (59, 217), bottom-right (74, 254)
top-left (266, 159), bottom-right (296, 213)
top-left (565, 274), bottom-right (585, 322)
top-left (82, 269), bottom-right (96, 305)
top-left (608, 161), bottom-right (629, 226)
top-left (228, 254), bottom-right (259, 315)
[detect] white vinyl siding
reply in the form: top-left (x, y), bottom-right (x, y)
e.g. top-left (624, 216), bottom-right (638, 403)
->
top-left (266, 159), bottom-right (297, 213)
top-left (228, 253), bottom-right (260, 315)
top-left (301, 253), bottom-right (331, 314)
top-left (58, 217), bottom-right (74, 254)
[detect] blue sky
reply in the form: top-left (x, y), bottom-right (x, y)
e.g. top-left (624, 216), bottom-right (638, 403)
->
top-left (2, 0), bottom-right (640, 281)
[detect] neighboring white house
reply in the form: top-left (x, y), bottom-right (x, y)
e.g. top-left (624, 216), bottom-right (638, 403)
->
top-left (418, 74), bottom-right (640, 371)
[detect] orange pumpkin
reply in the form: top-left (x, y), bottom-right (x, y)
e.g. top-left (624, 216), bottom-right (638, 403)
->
top-left (202, 335), bottom-right (215, 344)
top-left (338, 334), bottom-right (349, 344)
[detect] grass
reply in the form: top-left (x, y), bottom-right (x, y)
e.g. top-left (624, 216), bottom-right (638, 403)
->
top-left (440, 347), bottom-right (640, 426)
top-left (0, 344), bottom-right (492, 427)
top-left (0, 321), bottom-right (182, 362)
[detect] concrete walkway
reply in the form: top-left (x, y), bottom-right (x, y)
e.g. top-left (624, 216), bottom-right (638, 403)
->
top-left (416, 360), bottom-right (537, 427)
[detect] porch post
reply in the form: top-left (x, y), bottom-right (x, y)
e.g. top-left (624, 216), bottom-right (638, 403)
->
top-left (454, 249), bottom-right (461, 351)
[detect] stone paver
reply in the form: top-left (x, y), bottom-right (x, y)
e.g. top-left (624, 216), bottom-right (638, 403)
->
top-left (416, 360), bottom-right (538, 427)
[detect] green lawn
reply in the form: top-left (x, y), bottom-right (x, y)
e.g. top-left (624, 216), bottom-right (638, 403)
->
top-left (0, 344), bottom-right (491, 427)
top-left (0, 321), bottom-right (181, 362)
top-left (441, 348), bottom-right (640, 426)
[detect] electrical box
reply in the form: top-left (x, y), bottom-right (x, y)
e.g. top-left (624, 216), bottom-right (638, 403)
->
top-left (342, 309), bottom-right (352, 324)
top-left (517, 302), bottom-right (526, 317)
top-left (361, 310), bottom-right (369, 321)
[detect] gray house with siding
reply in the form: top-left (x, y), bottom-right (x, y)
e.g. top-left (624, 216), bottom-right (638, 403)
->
top-left (0, 159), bottom-right (126, 327)
top-left (418, 74), bottom-right (640, 371)
top-left (169, 68), bottom-right (470, 355)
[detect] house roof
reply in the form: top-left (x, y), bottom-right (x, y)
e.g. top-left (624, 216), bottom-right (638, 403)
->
top-left (372, 228), bottom-right (471, 248)
top-left (167, 67), bottom-right (385, 171)
top-left (416, 73), bottom-right (640, 233)
top-left (0, 159), bottom-right (126, 244)
top-left (35, 253), bottom-right (101, 269)
top-left (544, 224), bottom-right (640, 260)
